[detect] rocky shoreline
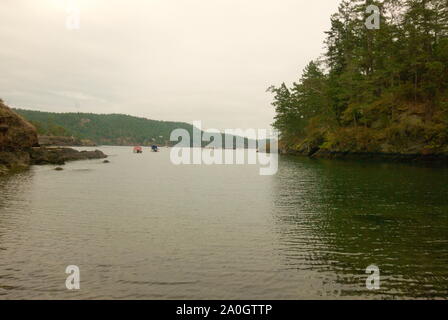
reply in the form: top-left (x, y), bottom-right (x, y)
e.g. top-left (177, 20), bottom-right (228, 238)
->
top-left (38, 135), bottom-right (97, 147)
top-left (0, 148), bottom-right (108, 175)
top-left (30, 147), bottom-right (107, 165)
top-left (281, 147), bottom-right (448, 164)
top-left (0, 99), bottom-right (107, 176)
top-left (0, 151), bottom-right (31, 175)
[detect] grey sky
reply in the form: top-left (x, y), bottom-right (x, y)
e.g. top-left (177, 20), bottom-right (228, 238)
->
top-left (0, 0), bottom-right (340, 130)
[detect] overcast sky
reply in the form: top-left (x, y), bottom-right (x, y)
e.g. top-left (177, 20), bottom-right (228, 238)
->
top-left (0, 0), bottom-right (340, 130)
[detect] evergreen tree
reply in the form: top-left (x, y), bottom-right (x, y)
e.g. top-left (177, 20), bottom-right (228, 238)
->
top-left (270, 0), bottom-right (448, 155)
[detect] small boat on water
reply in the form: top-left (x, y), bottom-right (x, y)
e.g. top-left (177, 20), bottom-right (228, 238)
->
top-left (133, 146), bottom-right (143, 153)
top-left (151, 145), bottom-right (159, 152)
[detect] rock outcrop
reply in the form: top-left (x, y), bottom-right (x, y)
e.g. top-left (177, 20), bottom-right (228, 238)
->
top-left (1, 99), bottom-right (107, 175)
top-left (30, 147), bottom-right (107, 165)
top-left (0, 99), bottom-right (39, 174)
top-left (0, 99), bottom-right (39, 151)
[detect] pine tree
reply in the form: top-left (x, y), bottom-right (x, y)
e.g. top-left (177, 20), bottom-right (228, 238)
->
top-left (269, 0), bottom-right (448, 154)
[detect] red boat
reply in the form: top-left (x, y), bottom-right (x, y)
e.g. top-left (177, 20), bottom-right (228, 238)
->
top-left (133, 146), bottom-right (143, 153)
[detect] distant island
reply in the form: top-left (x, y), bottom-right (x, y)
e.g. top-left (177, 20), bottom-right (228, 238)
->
top-left (269, 0), bottom-right (447, 162)
top-left (14, 109), bottom-right (194, 146)
top-left (14, 108), bottom-right (256, 148)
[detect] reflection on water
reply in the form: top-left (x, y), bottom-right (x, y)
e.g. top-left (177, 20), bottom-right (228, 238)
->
top-left (0, 147), bottom-right (447, 299)
top-left (273, 157), bottom-right (448, 299)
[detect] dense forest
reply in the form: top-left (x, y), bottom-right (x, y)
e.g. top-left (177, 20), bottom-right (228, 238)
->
top-left (14, 109), bottom-right (192, 145)
top-left (14, 109), bottom-right (253, 147)
top-left (269, 0), bottom-right (448, 158)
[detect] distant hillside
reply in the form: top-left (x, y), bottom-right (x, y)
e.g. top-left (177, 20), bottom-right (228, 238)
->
top-left (14, 109), bottom-right (255, 147)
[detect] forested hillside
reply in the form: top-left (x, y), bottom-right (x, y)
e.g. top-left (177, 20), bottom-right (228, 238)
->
top-left (269, 0), bottom-right (448, 159)
top-left (14, 109), bottom-right (199, 146)
top-left (14, 109), bottom-right (254, 147)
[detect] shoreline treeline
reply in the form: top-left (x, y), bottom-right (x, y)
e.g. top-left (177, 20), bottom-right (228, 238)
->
top-left (269, 0), bottom-right (448, 156)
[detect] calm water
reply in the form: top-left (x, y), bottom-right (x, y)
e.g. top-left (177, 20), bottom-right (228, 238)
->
top-left (0, 146), bottom-right (447, 299)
